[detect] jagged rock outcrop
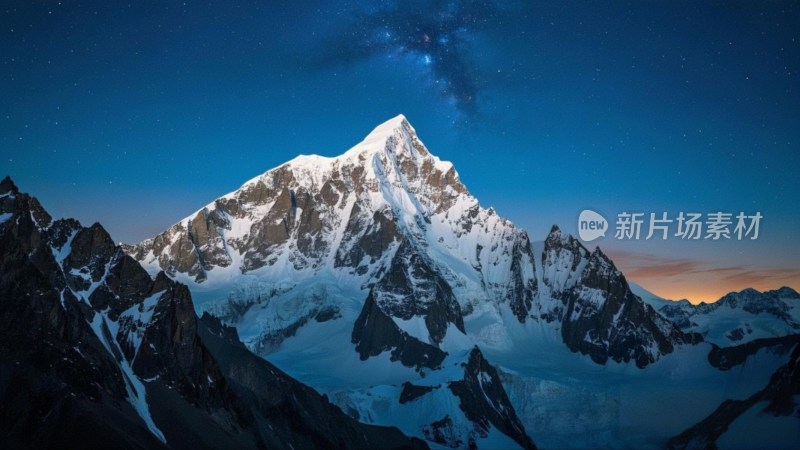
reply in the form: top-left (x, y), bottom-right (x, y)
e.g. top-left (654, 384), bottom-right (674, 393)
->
top-left (708, 334), bottom-right (800, 370)
top-left (370, 237), bottom-right (465, 345)
top-left (537, 225), bottom-right (699, 367)
top-left (196, 314), bottom-right (428, 450)
top-left (352, 291), bottom-right (447, 371)
top-left (447, 347), bottom-right (537, 450)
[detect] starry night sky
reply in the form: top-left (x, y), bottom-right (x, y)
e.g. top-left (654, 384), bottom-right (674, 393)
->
top-left (2, 1), bottom-right (798, 302)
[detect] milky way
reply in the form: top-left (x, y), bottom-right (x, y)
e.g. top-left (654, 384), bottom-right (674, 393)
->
top-left (326, 0), bottom-right (497, 115)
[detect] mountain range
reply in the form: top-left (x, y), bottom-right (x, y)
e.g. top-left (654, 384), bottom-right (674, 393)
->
top-left (2, 115), bottom-right (798, 449)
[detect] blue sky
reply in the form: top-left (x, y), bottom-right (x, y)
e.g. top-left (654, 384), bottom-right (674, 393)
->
top-left (2, 0), bottom-right (798, 301)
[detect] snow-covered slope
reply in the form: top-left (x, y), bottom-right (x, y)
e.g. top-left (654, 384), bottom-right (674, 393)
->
top-left (535, 227), bottom-right (696, 368)
top-left (669, 338), bottom-right (800, 450)
top-left (685, 288), bottom-right (800, 346)
top-left (629, 281), bottom-right (687, 310)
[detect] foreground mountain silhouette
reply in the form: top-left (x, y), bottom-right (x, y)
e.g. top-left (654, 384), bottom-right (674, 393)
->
top-left (0, 176), bottom-right (425, 449)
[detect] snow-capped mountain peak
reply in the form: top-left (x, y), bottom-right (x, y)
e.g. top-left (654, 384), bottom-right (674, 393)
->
top-left (129, 114), bottom-right (480, 284)
top-left (127, 117), bottom-right (536, 340)
top-left (127, 115), bottom-right (693, 371)
top-left (124, 115), bottom-right (704, 447)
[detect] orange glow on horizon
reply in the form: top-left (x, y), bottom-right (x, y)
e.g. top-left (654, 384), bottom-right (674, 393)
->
top-left (604, 250), bottom-right (800, 304)
top-left (630, 277), bottom-right (799, 304)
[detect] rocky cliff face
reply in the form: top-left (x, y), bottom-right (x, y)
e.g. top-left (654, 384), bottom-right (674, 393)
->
top-left (446, 347), bottom-right (537, 450)
top-left (352, 290), bottom-right (448, 371)
top-left (0, 177), bottom-right (424, 450)
top-left (537, 226), bottom-right (698, 367)
top-left (0, 178), bottom-right (166, 449)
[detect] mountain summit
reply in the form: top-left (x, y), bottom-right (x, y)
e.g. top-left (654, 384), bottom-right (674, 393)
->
top-left (129, 115), bottom-right (688, 366)
top-left (127, 115), bottom-right (542, 447)
top-left (128, 114), bottom-right (542, 347)
top-left (130, 114), bottom-right (476, 279)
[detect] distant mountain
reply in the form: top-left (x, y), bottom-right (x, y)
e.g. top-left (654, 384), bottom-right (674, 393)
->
top-left (631, 283), bottom-right (800, 347)
top-left (0, 176), bottom-right (424, 450)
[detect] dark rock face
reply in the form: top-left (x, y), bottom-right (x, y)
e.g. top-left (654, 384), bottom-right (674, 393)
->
top-left (541, 226), bottom-right (587, 291)
top-left (538, 225), bottom-right (590, 323)
top-left (561, 248), bottom-right (696, 368)
top-left (392, 347), bottom-right (538, 449)
top-left (243, 186), bottom-right (295, 272)
top-left (507, 232), bottom-right (537, 323)
top-left (352, 291), bottom-right (447, 371)
top-left (335, 205), bottom-right (400, 271)
top-left (0, 178), bottom-right (166, 449)
top-left (130, 278), bottom-right (230, 410)
top-left (105, 255), bottom-right (152, 308)
top-left (373, 239), bottom-right (465, 345)
top-left (447, 347), bottom-right (537, 450)
top-left (164, 223), bottom-right (205, 280)
top-left (189, 208), bottom-right (232, 270)
top-left (64, 223), bottom-right (116, 281)
top-left (540, 226), bottom-right (698, 368)
top-left (0, 177), bottom-right (425, 450)
top-left (422, 416), bottom-right (466, 449)
top-left (294, 191), bottom-right (325, 258)
top-left (669, 342), bottom-right (800, 449)
top-left (399, 382), bottom-right (438, 404)
top-left (657, 300), bottom-right (697, 329)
